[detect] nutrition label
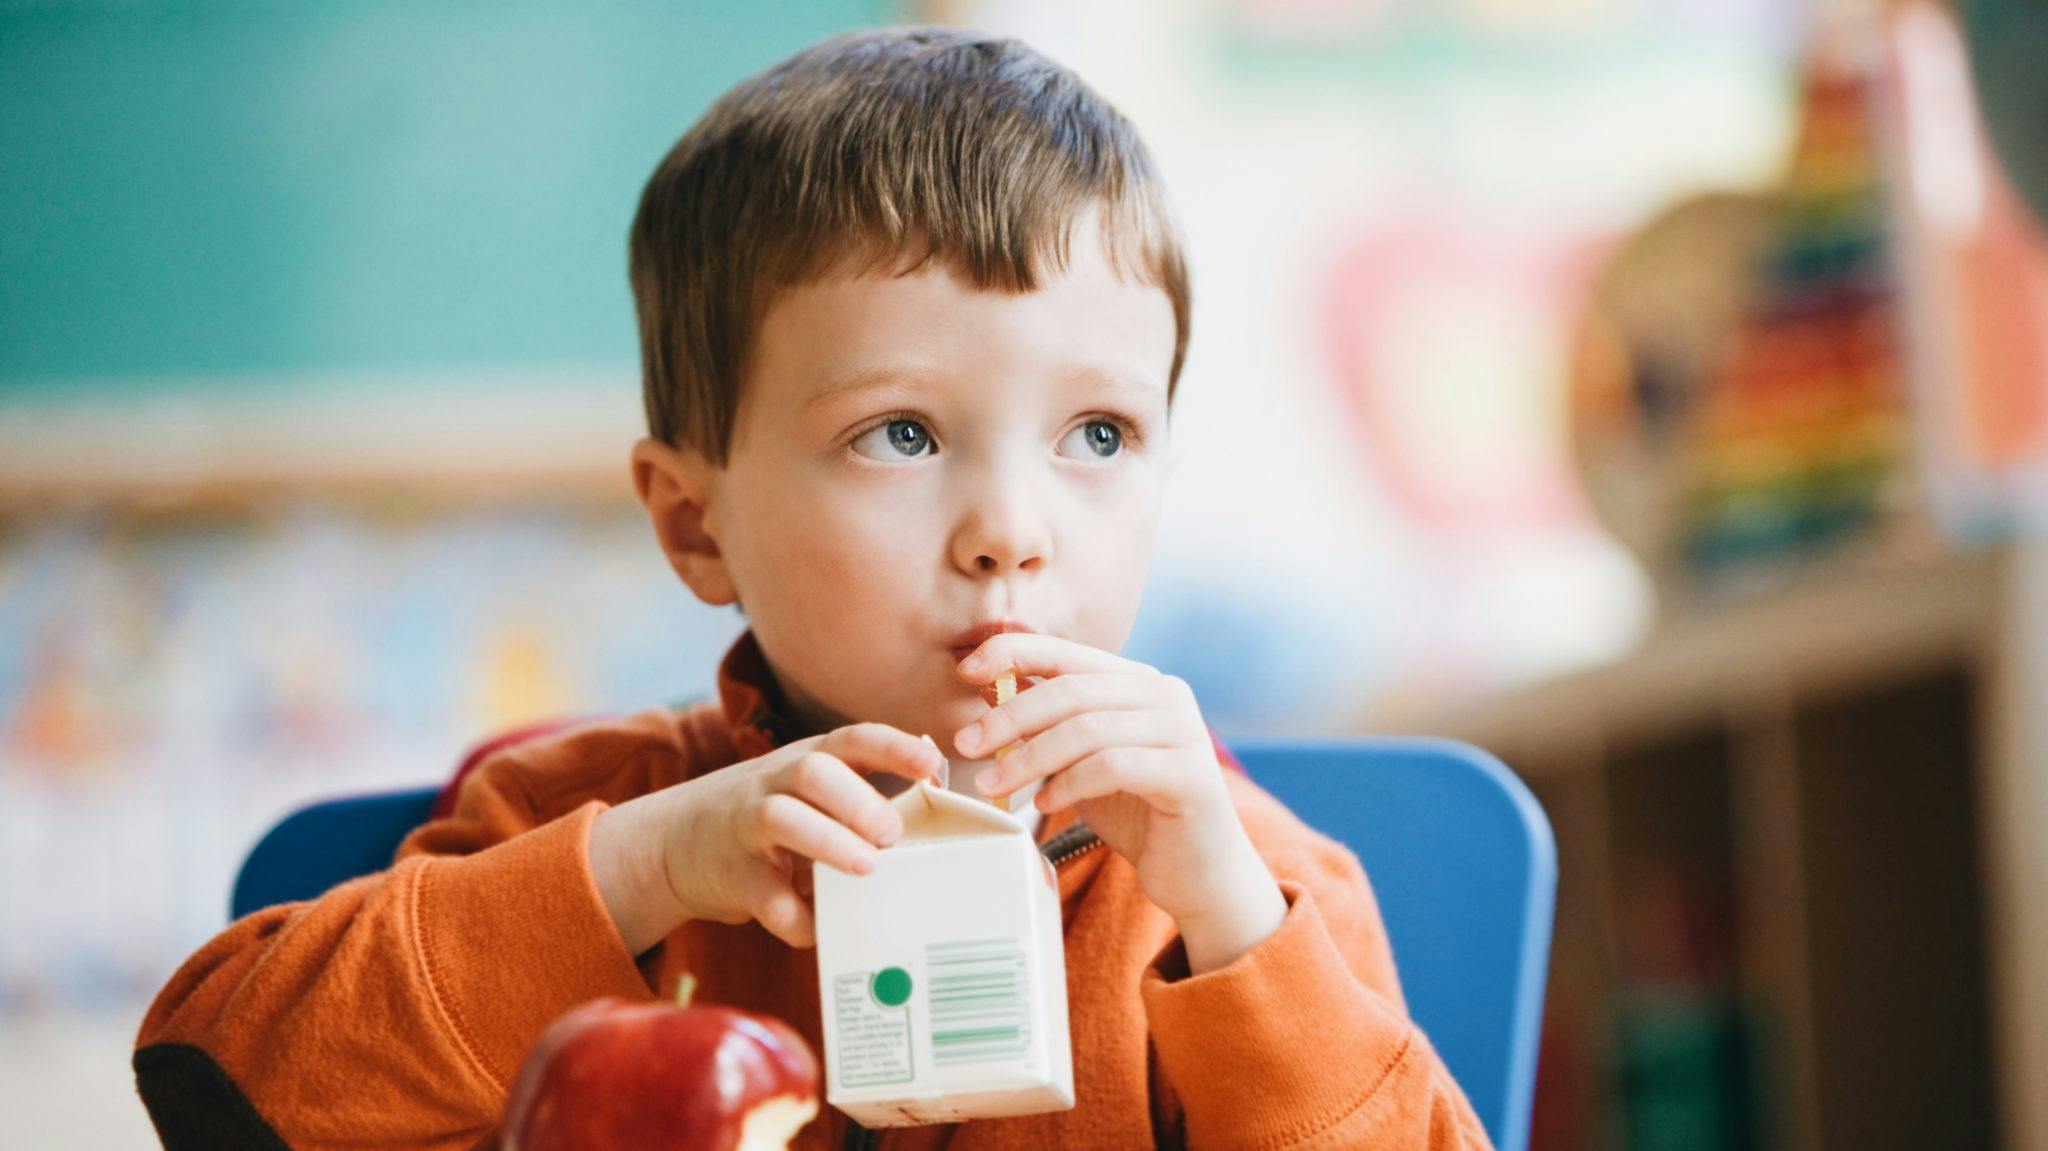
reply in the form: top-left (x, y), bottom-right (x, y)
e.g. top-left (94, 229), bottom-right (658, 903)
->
top-left (833, 968), bottom-right (915, 1087)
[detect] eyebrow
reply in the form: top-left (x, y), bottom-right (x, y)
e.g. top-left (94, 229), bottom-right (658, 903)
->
top-left (800, 367), bottom-right (932, 412)
top-left (1058, 365), bottom-right (1170, 409)
top-left (801, 364), bottom-right (1168, 412)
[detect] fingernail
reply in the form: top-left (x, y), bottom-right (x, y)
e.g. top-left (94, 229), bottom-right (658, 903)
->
top-left (958, 652), bottom-right (982, 673)
top-left (955, 724), bottom-right (983, 754)
top-left (977, 768), bottom-right (1002, 795)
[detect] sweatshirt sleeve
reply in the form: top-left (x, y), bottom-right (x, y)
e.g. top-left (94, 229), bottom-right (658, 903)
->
top-left (1139, 840), bottom-right (1496, 1151)
top-left (133, 754), bottom-right (656, 1151)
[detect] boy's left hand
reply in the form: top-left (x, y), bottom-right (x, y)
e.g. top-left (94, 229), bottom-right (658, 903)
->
top-left (952, 633), bottom-right (1287, 974)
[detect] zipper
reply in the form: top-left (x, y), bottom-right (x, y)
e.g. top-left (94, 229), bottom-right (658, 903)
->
top-left (1041, 823), bottom-right (1104, 869)
top-left (839, 822), bottom-right (1101, 1151)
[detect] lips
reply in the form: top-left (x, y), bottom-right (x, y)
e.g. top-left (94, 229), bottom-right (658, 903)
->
top-left (947, 620), bottom-right (1037, 662)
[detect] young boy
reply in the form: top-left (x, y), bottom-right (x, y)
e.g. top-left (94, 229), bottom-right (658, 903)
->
top-left (136, 27), bottom-right (1492, 1151)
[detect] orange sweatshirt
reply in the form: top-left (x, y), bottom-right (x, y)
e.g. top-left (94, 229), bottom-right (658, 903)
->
top-left (136, 632), bottom-right (1494, 1150)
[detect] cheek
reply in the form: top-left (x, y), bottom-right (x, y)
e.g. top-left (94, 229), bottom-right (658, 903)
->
top-left (1070, 480), bottom-right (1160, 640)
top-left (754, 485), bottom-right (927, 608)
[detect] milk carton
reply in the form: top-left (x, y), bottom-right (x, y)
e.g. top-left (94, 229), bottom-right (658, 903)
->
top-left (813, 780), bottom-right (1075, 1127)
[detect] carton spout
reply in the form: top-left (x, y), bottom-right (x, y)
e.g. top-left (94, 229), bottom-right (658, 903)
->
top-left (896, 780), bottom-right (1028, 840)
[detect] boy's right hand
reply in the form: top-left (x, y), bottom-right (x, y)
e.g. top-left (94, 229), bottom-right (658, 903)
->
top-left (588, 723), bottom-right (945, 955)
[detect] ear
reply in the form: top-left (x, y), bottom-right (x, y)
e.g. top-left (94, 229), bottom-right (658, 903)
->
top-left (631, 437), bottom-right (740, 607)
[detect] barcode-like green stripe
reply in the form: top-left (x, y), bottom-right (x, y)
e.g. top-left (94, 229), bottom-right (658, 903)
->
top-left (924, 937), bottom-right (1032, 1068)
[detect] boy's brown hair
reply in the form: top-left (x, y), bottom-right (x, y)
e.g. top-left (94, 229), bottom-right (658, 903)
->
top-left (628, 25), bottom-right (1191, 464)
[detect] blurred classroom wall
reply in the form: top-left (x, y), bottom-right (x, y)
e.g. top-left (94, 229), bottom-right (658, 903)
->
top-left (8, 1), bottom-right (2048, 1149)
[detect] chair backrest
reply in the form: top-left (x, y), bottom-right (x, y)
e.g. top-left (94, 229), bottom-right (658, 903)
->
top-left (231, 787), bottom-right (440, 921)
top-left (231, 736), bottom-right (1555, 1151)
top-left (1226, 735), bottom-right (1556, 1151)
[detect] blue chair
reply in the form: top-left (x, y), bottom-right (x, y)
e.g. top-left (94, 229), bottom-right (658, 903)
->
top-left (231, 787), bottom-right (439, 921)
top-left (1226, 736), bottom-right (1556, 1151)
top-left (233, 736), bottom-right (1555, 1151)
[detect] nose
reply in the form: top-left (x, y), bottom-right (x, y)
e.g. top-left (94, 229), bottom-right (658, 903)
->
top-left (949, 463), bottom-right (1052, 578)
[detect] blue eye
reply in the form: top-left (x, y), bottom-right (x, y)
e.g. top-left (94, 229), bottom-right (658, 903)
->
top-left (851, 418), bottom-right (933, 460)
top-left (1057, 420), bottom-right (1124, 460)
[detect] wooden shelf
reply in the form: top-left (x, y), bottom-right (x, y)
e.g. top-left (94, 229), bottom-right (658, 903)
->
top-left (1359, 544), bottom-right (2001, 770)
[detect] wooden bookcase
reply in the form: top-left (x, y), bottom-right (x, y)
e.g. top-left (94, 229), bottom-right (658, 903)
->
top-left (1365, 544), bottom-right (2048, 1151)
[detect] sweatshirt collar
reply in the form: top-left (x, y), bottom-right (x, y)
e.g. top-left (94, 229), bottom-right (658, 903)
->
top-left (716, 629), bottom-right (799, 761)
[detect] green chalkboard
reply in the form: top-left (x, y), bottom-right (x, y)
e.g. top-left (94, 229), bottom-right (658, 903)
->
top-left (0, 0), bottom-right (884, 399)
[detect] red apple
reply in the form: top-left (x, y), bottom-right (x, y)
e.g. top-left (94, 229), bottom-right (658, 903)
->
top-left (503, 975), bottom-right (819, 1151)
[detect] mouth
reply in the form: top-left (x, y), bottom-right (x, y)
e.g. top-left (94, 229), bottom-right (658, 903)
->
top-left (946, 619), bottom-right (1037, 663)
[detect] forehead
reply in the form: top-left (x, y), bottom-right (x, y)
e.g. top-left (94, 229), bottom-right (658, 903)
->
top-left (747, 232), bottom-right (1177, 417)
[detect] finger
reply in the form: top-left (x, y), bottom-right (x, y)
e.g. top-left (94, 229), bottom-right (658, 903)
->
top-left (954, 672), bottom-right (1175, 759)
top-left (955, 632), bottom-right (1153, 685)
top-left (752, 792), bottom-right (880, 877)
top-left (1036, 747), bottom-right (1191, 816)
top-left (743, 868), bottom-right (816, 949)
top-left (779, 750), bottom-right (905, 848)
top-left (976, 709), bottom-right (1182, 799)
top-left (817, 721), bottom-right (946, 783)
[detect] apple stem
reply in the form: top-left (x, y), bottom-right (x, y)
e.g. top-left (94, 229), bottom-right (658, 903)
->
top-left (674, 972), bottom-right (697, 1009)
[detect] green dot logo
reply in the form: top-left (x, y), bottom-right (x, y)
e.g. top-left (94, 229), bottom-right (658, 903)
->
top-left (870, 966), bottom-right (913, 1009)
